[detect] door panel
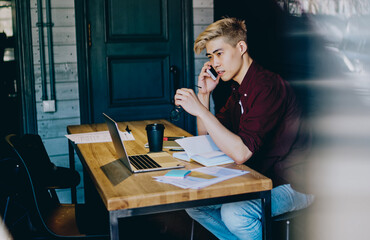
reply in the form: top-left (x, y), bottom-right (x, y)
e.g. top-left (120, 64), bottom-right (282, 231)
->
top-left (108, 56), bottom-right (169, 105)
top-left (107, 0), bottom-right (167, 40)
top-left (88, 0), bottom-right (188, 128)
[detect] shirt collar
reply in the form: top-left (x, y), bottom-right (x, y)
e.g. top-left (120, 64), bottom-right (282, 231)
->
top-left (230, 81), bottom-right (240, 101)
top-left (238, 61), bottom-right (258, 96)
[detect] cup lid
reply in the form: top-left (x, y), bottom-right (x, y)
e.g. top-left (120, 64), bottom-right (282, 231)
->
top-left (145, 123), bottom-right (165, 130)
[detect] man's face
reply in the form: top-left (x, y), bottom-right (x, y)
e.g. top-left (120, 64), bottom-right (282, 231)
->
top-left (205, 37), bottom-right (244, 82)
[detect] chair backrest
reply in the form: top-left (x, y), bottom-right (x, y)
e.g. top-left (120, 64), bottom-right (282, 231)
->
top-left (4, 134), bottom-right (60, 237)
top-left (11, 134), bottom-right (57, 186)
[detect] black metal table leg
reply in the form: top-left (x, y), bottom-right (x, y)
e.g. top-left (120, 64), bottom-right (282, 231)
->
top-left (68, 140), bottom-right (77, 204)
top-left (261, 190), bottom-right (272, 240)
top-left (109, 211), bottom-right (119, 240)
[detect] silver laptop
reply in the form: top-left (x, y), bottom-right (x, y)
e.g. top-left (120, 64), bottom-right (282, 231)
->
top-left (103, 113), bottom-right (184, 173)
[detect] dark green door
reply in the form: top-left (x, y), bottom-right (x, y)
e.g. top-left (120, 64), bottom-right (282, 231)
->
top-left (87, 0), bottom-right (193, 131)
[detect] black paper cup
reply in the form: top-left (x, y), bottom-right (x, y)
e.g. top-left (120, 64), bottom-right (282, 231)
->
top-left (145, 123), bottom-right (165, 152)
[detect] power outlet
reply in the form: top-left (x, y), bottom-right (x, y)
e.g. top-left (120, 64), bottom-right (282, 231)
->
top-left (43, 100), bottom-right (56, 112)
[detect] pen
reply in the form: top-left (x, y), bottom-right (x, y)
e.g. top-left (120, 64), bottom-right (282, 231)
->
top-left (125, 125), bottom-right (132, 134)
top-left (163, 136), bottom-right (185, 141)
top-left (169, 148), bottom-right (185, 151)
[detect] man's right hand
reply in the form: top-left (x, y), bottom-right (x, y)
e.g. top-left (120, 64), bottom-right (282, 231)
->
top-left (197, 62), bottom-right (220, 95)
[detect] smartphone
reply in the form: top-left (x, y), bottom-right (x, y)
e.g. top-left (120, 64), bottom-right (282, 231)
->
top-left (206, 66), bottom-right (218, 80)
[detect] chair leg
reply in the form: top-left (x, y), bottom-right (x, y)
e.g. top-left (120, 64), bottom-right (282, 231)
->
top-left (190, 219), bottom-right (194, 240)
top-left (286, 220), bottom-right (290, 240)
top-left (3, 196), bottom-right (11, 222)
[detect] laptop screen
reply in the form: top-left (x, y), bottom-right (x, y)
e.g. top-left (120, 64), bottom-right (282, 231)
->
top-left (103, 113), bottom-right (133, 171)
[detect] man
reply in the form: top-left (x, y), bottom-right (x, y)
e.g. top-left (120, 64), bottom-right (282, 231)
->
top-left (174, 18), bottom-right (314, 240)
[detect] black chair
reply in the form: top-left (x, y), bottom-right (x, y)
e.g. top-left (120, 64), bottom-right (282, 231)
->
top-left (3, 134), bottom-right (109, 239)
top-left (273, 205), bottom-right (312, 240)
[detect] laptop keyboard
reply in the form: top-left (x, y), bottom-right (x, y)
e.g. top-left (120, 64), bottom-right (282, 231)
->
top-left (129, 154), bottom-right (162, 170)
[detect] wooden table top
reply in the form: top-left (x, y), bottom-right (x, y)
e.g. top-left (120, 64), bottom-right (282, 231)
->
top-left (67, 119), bottom-right (272, 211)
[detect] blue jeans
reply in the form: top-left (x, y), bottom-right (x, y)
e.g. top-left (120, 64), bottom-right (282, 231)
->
top-left (186, 184), bottom-right (314, 240)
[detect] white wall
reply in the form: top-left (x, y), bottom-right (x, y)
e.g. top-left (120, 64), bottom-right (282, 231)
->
top-left (30, 0), bottom-right (82, 203)
top-left (193, 0), bottom-right (215, 113)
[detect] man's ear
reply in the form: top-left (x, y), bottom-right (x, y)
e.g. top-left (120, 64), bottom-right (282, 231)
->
top-left (237, 41), bottom-right (248, 55)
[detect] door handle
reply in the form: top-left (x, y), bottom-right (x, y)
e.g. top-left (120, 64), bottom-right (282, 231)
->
top-left (8, 79), bottom-right (18, 98)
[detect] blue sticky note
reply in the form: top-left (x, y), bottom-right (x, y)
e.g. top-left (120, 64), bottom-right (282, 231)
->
top-left (164, 169), bottom-right (191, 178)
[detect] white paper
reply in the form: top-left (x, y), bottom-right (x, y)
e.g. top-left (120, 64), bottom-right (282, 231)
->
top-left (65, 130), bottom-right (135, 144)
top-left (154, 166), bottom-right (249, 189)
top-left (173, 152), bottom-right (190, 161)
top-left (190, 155), bottom-right (234, 167)
top-left (197, 151), bottom-right (225, 159)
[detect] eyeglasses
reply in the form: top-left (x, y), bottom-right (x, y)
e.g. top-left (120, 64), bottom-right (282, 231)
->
top-left (170, 105), bottom-right (184, 121)
top-left (170, 85), bottom-right (201, 121)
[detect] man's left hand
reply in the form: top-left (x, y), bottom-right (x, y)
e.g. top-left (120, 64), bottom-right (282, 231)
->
top-left (174, 88), bottom-right (207, 117)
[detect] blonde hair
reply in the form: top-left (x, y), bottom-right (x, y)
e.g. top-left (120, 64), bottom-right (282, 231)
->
top-left (194, 18), bottom-right (247, 54)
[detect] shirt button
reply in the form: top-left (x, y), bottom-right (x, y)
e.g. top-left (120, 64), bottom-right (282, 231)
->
top-left (244, 93), bottom-right (247, 97)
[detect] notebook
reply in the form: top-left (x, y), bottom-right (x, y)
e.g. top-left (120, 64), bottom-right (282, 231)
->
top-left (173, 135), bottom-right (234, 166)
top-left (103, 113), bottom-right (184, 173)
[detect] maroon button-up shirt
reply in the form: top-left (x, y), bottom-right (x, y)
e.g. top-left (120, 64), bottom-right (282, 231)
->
top-left (216, 61), bottom-right (310, 191)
